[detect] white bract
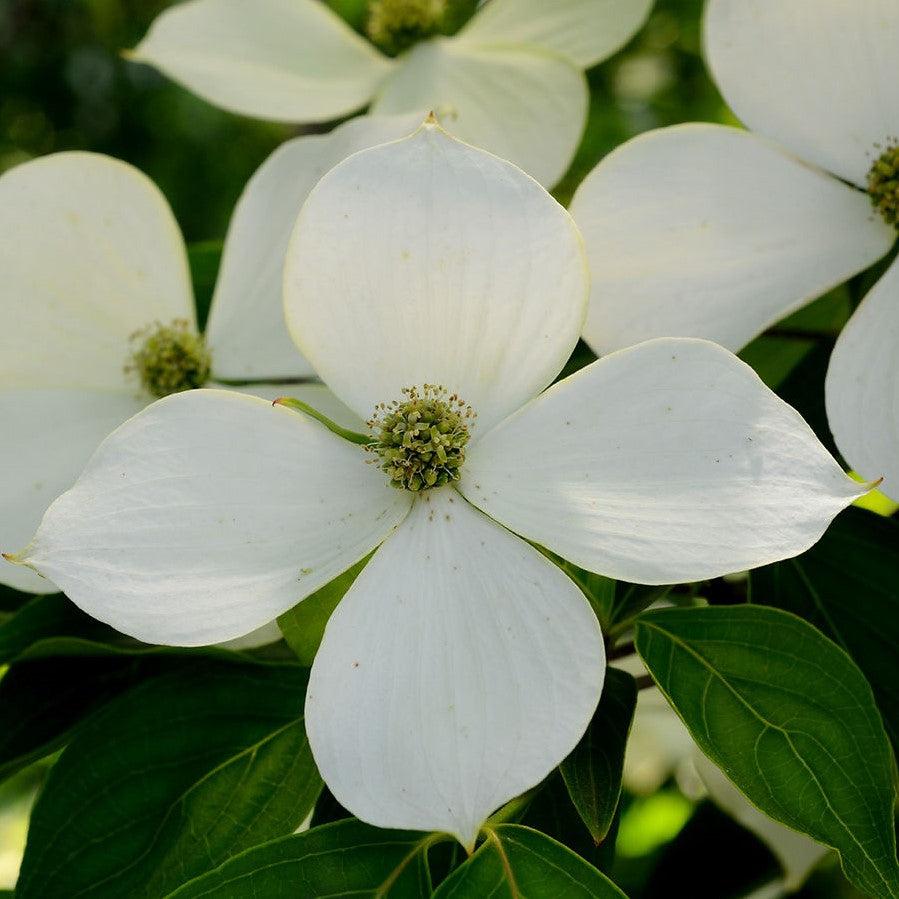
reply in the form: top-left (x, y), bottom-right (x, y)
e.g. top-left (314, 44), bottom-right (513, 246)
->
top-left (0, 114), bottom-right (416, 593)
top-left (9, 121), bottom-right (866, 848)
top-left (126, 0), bottom-right (654, 188)
top-left (570, 0), bottom-right (899, 499)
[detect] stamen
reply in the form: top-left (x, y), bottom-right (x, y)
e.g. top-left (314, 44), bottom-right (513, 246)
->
top-left (368, 384), bottom-right (474, 492)
top-left (366, 0), bottom-right (448, 55)
top-left (867, 142), bottom-right (899, 228)
top-left (125, 319), bottom-right (211, 398)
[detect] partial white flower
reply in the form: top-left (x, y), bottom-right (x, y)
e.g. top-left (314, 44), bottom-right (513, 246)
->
top-left (127, 0), bottom-right (655, 187)
top-left (0, 114), bottom-right (414, 593)
top-left (570, 0), bottom-right (899, 498)
top-left (9, 121), bottom-right (866, 847)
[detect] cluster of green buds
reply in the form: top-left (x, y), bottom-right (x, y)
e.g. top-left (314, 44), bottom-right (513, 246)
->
top-left (125, 319), bottom-right (211, 398)
top-left (368, 384), bottom-right (475, 491)
top-left (867, 142), bottom-right (899, 228)
top-left (366, 0), bottom-right (448, 55)
top-left (365, 0), bottom-right (488, 56)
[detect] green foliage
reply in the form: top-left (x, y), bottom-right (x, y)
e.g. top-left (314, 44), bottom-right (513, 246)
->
top-left (554, 557), bottom-right (669, 632)
top-left (167, 819), bottom-right (436, 898)
top-left (0, 593), bottom-right (107, 664)
top-left (278, 556), bottom-right (369, 665)
top-left (187, 240), bottom-right (223, 331)
top-left (635, 605), bottom-right (899, 898)
top-left (433, 825), bottom-right (628, 897)
top-left (750, 507), bottom-right (899, 749)
top-left (560, 668), bottom-right (637, 844)
top-left (0, 654), bottom-right (183, 784)
top-left (16, 661), bottom-right (321, 898)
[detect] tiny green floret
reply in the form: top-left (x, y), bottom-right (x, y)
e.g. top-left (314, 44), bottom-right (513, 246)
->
top-left (366, 0), bottom-right (448, 55)
top-left (867, 142), bottom-right (899, 228)
top-left (368, 385), bottom-right (474, 492)
top-left (126, 319), bottom-right (211, 398)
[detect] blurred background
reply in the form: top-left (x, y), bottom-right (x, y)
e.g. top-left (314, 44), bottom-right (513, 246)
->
top-left (0, 1), bottom-right (870, 896)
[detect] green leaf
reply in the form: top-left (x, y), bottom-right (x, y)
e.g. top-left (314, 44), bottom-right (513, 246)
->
top-left (749, 507), bottom-right (899, 748)
top-left (546, 554), bottom-right (667, 632)
top-left (635, 605), bottom-right (899, 898)
top-left (0, 593), bottom-right (109, 664)
top-left (278, 556), bottom-right (369, 665)
top-left (433, 825), bottom-right (627, 898)
top-left (560, 668), bottom-right (637, 844)
top-left (16, 661), bottom-right (321, 898)
top-left (520, 774), bottom-right (602, 868)
top-left (166, 819), bottom-right (437, 898)
top-left (0, 655), bottom-right (167, 782)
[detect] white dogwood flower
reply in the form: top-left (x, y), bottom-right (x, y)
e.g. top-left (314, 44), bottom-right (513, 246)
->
top-left (8, 120), bottom-right (867, 847)
top-left (569, 0), bottom-right (899, 498)
top-left (0, 113), bottom-right (416, 592)
top-left (126, 0), bottom-right (654, 187)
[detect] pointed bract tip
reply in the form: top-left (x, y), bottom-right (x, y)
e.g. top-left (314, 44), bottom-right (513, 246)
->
top-left (272, 397), bottom-right (288, 408)
top-left (424, 110), bottom-right (439, 127)
top-left (2, 550), bottom-right (23, 566)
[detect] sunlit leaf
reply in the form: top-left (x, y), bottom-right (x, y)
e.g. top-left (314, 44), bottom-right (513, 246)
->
top-left (750, 507), bottom-right (899, 748)
top-left (635, 605), bottom-right (899, 897)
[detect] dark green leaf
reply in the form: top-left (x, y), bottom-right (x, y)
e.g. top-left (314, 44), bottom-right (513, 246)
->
top-left (561, 668), bottom-right (637, 844)
top-left (167, 819), bottom-right (436, 898)
top-left (0, 655), bottom-right (167, 782)
top-left (433, 825), bottom-right (628, 898)
top-left (278, 556), bottom-right (369, 665)
top-left (16, 661), bottom-right (321, 898)
top-left (0, 592), bottom-right (109, 664)
top-left (635, 605), bottom-right (899, 897)
top-left (558, 560), bottom-right (668, 632)
top-left (521, 774), bottom-right (601, 867)
top-left (750, 507), bottom-right (899, 748)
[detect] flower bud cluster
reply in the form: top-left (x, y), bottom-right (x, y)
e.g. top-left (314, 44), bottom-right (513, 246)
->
top-left (368, 384), bottom-right (474, 491)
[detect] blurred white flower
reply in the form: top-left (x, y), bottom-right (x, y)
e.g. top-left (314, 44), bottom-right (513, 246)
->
top-left (570, 0), bottom-right (899, 498)
top-left (126, 0), bottom-right (655, 187)
top-left (9, 119), bottom-right (865, 847)
top-left (0, 114), bottom-right (415, 592)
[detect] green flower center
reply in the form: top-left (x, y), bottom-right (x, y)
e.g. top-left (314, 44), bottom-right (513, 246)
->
top-left (365, 0), bottom-right (477, 55)
top-left (368, 385), bottom-right (474, 492)
top-left (867, 143), bottom-right (899, 228)
top-left (126, 319), bottom-right (211, 399)
top-left (365, 0), bottom-right (448, 54)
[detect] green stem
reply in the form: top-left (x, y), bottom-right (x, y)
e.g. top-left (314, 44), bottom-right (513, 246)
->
top-left (273, 397), bottom-right (373, 446)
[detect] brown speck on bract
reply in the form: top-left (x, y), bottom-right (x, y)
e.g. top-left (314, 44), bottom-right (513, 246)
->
top-left (352, 661), bottom-right (360, 668)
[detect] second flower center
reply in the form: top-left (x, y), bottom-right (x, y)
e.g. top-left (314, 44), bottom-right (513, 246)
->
top-left (368, 385), bottom-right (474, 491)
top-left (867, 143), bottom-right (899, 229)
top-left (125, 319), bottom-right (211, 399)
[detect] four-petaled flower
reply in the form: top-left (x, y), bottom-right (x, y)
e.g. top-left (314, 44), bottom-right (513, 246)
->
top-left (568, 0), bottom-right (899, 499)
top-left (126, 0), bottom-right (653, 187)
top-left (7, 120), bottom-right (867, 848)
